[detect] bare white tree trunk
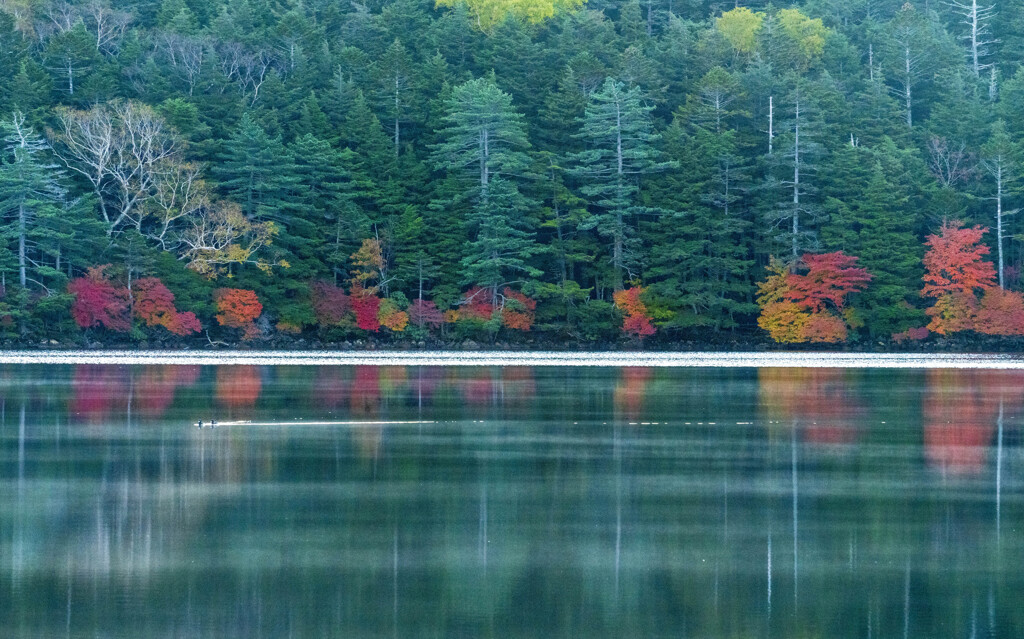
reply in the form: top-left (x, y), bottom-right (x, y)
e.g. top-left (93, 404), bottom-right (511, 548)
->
top-left (792, 93), bottom-right (800, 261)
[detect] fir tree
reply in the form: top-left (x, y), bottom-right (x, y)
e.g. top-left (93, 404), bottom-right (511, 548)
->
top-left (570, 77), bottom-right (673, 291)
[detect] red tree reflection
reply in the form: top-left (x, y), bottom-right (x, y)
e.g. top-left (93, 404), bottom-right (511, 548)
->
top-left (461, 369), bottom-right (494, 406)
top-left (614, 367), bottom-right (652, 421)
top-left (135, 365), bottom-right (200, 417)
top-left (314, 366), bottom-right (351, 409)
top-left (215, 366), bottom-right (263, 409)
top-left (758, 368), bottom-right (861, 445)
top-left (922, 369), bottom-right (1005, 475)
top-left (350, 366), bottom-right (380, 416)
top-left (70, 365), bottom-right (129, 421)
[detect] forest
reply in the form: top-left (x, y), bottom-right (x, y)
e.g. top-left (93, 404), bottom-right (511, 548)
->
top-left (2, 0), bottom-right (1024, 347)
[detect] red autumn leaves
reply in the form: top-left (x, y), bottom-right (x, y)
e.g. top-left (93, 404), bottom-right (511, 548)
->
top-left (758, 221), bottom-right (1024, 343)
top-left (757, 252), bottom-right (871, 343)
top-left (613, 287), bottom-right (656, 337)
top-left (69, 265), bottom-right (201, 336)
top-left (922, 222), bottom-right (1024, 336)
top-left (214, 288), bottom-right (262, 339)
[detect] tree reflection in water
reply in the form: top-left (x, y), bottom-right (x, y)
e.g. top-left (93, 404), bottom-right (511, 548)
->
top-left (0, 364), bottom-right (1021, 638)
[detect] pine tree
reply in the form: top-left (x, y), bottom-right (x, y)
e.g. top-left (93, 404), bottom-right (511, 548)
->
top-left (649, 119), bottom-right (756, 330)
top-left (460, 177), bottom-right (541, 297)
top-left (821, 152), bottom-right (923, 336)
top-left (431, 75), bottom-right (531, 204)
top-left (0, 113), bottom-right (67, 293)
top-left (431, 76), bottom-right (536, 302)
top-left (571, 77), bottom-right (673, 291)
top-left (214, 112), bottom-right (302, 225)
top-left (289, 133), bottom-right (363, 278)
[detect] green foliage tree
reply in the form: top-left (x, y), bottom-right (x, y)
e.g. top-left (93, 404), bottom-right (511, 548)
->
top-left (571, 78), bottom-right (674, 291)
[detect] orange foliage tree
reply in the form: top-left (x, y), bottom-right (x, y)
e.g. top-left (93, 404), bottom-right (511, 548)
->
top-left (348, 238), bottom-right (393, 333)
top-left (132, 277), bottom-right (201, 336)
top-left (975, 288), bottom-right (1024, 335)
top-left (501, 288), bottom-right (537, 331)
top-left (757, 252), bottom-right (871, 343)
top-left (67, 265), bottom-right (131, 332)
top-left (613, 286), bottom-right (655, 337)
top-left (377, 298), bottom-right (409, 332)
top-left (921, 221), bottom-right (999, 335)
top-left (214, 288), bottom-right (262, 339)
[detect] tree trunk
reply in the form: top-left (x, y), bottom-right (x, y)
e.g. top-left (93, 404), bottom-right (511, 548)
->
top-left (18, 203), bottom-right (26, 289)
top-left (904, 46), bottom-right (913, 127)
top-left (792, 93), bottom-right (800, 261)
top-left (996, 165), bottom-right (1004, 288)
top-left (394, 75), bottom-right (401, 156)
top-left (614, 98), bottom-right (624, 290)
top-left (479, 128), bottom-right (489, 200)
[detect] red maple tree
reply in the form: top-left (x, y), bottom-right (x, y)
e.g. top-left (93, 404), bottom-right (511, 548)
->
top-left (67, 265), bottom-right (130, 332)
top-left (310, 280), bottom-right (350, 325)
top-left (757, 252), bottom-right (871, 344)
top-left (920, 221), bottom-right (1005, 335)
top-left (974, 288), bottom-right (1024, 336)
top-left (408, 299), bottom-right (443, 328)
top-left (214, 288), bottom-right (262, 339)
top-left (459, 286), bottom-right (496, 322)
top-left (132, 277), bottom-right (201, 336)
top-left (922, 221), bottom-right (996, 298)
top-left (613, 287), bottom-right (656, 337)
top-left (350, 285), bottom-right (381, 332)
top-left (786, 251), bottom-right (873, 312)
top-left (501, 288), bottom-right (537, 331)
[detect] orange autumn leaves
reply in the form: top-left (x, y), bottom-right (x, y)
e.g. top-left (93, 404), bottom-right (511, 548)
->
top-left (757, 252), bottom-right (871, 343)
top-left (69, 265), bottom-right (201, 336)
top-left (758, 221), bottom-right (1024, 343)
top-left (613, 286), bottom-right (655, 337)
top-left (921, 222), bottom-right (1024, 336)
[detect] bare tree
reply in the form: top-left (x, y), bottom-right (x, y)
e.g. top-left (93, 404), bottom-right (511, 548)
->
top-left (927, 136), bottom-right (973, 188)
top-left (216, 42), bottom-right (276, 105)
top-left (50, 102), bottom-right (178, 236)
top-left (178, 201), bottom-right (279, 277)
top-left (147, 161), bottom-right (206, 249)
top-left (40, 0), bottom-right (77, 35)
top-left (81, 0), bottom-right (131, 55)
top-left (157, 32), bottom-right (207, 95)
top-left (946, 0), bottom-right (997, 76)
top-left (885, 5), bottom-right (936, 128)
top-left (980, 123), bottom-right (1019, 289)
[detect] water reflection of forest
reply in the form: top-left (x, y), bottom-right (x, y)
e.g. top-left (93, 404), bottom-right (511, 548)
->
top-left (2, 365), bottom-right (1022, 638)
top-left (0, 364), bottom-right (1013, 475)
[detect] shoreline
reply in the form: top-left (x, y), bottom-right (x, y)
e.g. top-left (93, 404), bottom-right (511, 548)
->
top-left (1, 350), bottom-right (1024, 368)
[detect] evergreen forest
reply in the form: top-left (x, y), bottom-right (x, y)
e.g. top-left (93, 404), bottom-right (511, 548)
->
top-left (3, 0), bottom-right (1024, 347)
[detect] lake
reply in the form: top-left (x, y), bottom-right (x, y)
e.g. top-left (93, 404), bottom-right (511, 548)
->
top-left (1, 363), bottom-right (1021, 637)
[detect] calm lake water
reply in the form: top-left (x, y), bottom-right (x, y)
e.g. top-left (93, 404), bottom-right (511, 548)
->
top-left (1, 364), bottom-right (1021, 638)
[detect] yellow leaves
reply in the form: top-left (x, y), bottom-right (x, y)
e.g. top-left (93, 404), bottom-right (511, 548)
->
top-left (436, 0), bottom-right (586, 31)
top-left (349, 238), bottom-right (385, 293)
top-left (778, 8), bottom-right (828, 61)
top-left (182, 200), bottom-right (279, 278)
top-left (716, 7), bottom-right (829, 62)
top-left (755, 257), bottom-right (790, 307)
top-left (757, 301), bottom-right (809, 343)
top-left (716, 7), bottom-right (763, 55)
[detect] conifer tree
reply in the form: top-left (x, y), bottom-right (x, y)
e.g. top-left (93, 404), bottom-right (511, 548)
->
top-left (431, 76), bottom-right (536, 302)
top-left (571, 77), bottom-right (673, 291)
top-left (0, 113), bottom-right (66, 293)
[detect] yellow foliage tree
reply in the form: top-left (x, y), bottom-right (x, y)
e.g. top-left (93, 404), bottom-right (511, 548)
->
top-left (778, 8), bottom-right (829, 62)
top-left (436, 0), bottom-right (586, 31)
top-left (716, 7), bottom-right (764, 55)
